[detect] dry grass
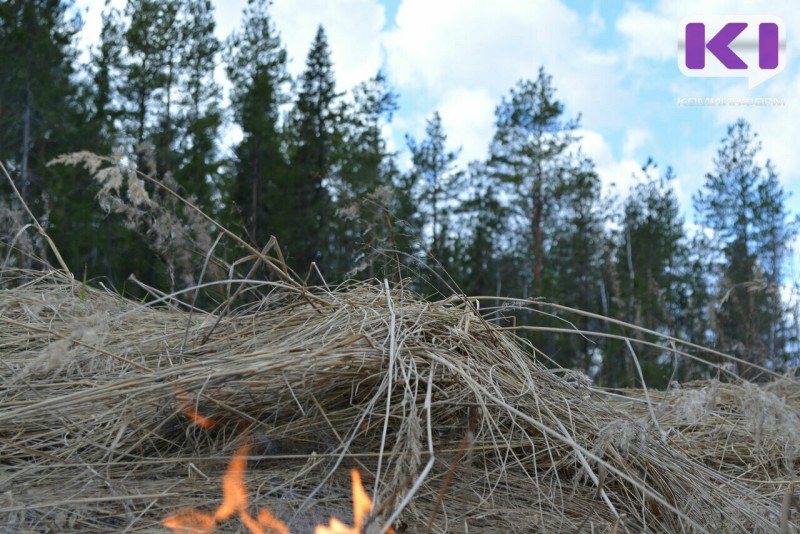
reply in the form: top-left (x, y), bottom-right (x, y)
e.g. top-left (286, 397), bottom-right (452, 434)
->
top-left (1, 153), bottom-right (797, 533)
top-left (0, 267), bottom-right (797, 533)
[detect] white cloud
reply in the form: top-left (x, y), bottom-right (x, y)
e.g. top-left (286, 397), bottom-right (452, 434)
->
top-left (622, 128), bottom-right (653, 159)
top-left (385, 0), bottom-right (582, 93)
top-left (615, 5), bottom-right (674, 62)
top-left (618, 0), bottom-right (800, 63)
top-left (437, 87), bottom-right (496, 163)
top-left (578, 129), bottom-right (642, 198)
top-left (587, 3), bottom-right (605, 35)
top-left (270, 0), bottom-right (385, 90)
top-left (383, 0), bottom-right (627, 126)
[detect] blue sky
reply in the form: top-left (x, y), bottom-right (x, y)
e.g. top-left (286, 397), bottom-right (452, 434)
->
top-left (75, 0), bottom-right (800, 220)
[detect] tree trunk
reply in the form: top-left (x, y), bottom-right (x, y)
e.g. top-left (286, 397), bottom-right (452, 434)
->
top-left (20, 48), bottom-right (33, 205)
top-left (532, 173), bottom-right (543, 297)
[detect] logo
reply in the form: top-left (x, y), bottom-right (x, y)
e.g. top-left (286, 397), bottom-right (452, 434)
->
top-left (678, 16), bottom-right (786, 89)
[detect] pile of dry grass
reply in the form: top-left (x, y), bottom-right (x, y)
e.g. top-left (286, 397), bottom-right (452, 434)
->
top-left (0, 268), bottom-right (797, 533)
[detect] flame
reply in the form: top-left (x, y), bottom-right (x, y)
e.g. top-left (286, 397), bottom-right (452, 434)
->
top-left (175, 388), bottom-right (217, 429)
top-left (163, 509), bottom-right (216, 534)
top-left (214, 441), bottom-right (250, 522)
top-left (165, 389), bottom-right (391, 534)
top-left (314, 469), bottom-right (393, 534)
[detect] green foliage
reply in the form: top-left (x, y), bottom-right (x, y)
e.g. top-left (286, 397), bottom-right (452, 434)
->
top-left (281, 25), bottom-right (341, 277)
top-left (225, 0), bottom-right (291, 251)
top-left (451, 163), bottom-right (510, 298)
top-left (487, 68), bottom-right (581, 298)
top-left (694, 119), bottom-right (799, 374)
top-left (174, 0), bottom-right (222, 210)
top-left (601, 162), bottom-right (692, 387)
top-left (331, 72), bottom-right (399, 280)
top-left (4, 2), bottom-right (800, 385)
top-left (0, 0), bottom-right (82, 205)
top-left (404, 111), bottom-right (462, 291)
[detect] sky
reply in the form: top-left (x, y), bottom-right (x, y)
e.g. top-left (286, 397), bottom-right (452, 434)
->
top-left (73, 0), bottom-right (800, 220)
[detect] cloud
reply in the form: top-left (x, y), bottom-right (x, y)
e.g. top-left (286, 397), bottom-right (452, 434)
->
top-left (577, 129), bottom-right (642, 198)
top-left (383, 0), bottom-right (627, 127)
top-left (270, 0), bottom-right (385, 90)
top-left (385, 0), bottom-right (579, 92)
top-left (618, 0), bottom-right (800, 63)
top-left (436, 87), bottom-right (496, 163)
top-left (623, 128), bottom-right (653, 159)
top-left (615, 5), bottom-right (674, 62)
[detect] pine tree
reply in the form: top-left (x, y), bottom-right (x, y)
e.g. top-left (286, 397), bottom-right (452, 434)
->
top-left (175, 0), bottom-right (221, 210)
top-left (0, 0), bottom-right (82, 206)
top-left (60, 1), bottom-right (132, 283)
top-left (122, 0), bottom-right (192, 180)
top-left (0, 0), bottom-right (89, 272)
top-left (453, 163), bottom-right (509, 298)
top-left (331, 71), bottom-right (398, 280)
top-left (545, 155), bottom-right (605, 369)
top-left (88, 2), bottom-right (124, 145)
top-left (282, 25), bottom-right (341, 277)
top-left (694, 119), bottom-right (798, 373)
top-left (487, 68), bottom-right (581, 299)
top-left (405, 111), bottom-right (462, 286)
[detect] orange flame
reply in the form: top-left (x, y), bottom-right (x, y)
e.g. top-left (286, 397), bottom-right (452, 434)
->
top-left (165, 389), bottom-right (391, 533)
top-left (175, 388), bottom-right (216, 429)
top-left (163, 439), bottom-right (290, 534)
top-left (314, 468), bottom-right (393, 534)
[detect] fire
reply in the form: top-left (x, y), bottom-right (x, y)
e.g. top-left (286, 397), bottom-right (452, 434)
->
top-left (163, 439), bottom-right (290, 534)
top-left (175, 388), bottom-right (216, 429)
top-left (165, 390), bottom-right (393, 534)
top-left (314, 468), bottom-right (394, 534)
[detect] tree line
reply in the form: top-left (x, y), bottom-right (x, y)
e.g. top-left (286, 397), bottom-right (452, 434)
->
top-left (1, 0), bottom-right (798, 386)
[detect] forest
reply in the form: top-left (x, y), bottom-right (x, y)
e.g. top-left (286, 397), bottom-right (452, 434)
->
top-left (2, 0), bottom-right (799, 388)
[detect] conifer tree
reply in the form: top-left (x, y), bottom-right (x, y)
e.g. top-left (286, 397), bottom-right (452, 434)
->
top-left (487, 68), bottom-right (580, 299)
top-left (602, 162), bottom-right (690, 386)
top-left (122, 0), bottom-right (182, 152)
top-left (88, 2), bottom-right (124, 146)
top-left (332, 72), bottom-right (398, 280)
top-left (0, 0), bottom-right (82, 206)
top-left (226, 0), bottom-right (291, 249)
top-left (175, 0), bottom-right (221, 209)
top-left (453, 163), bottom-right (509, 298)
top-left (405, 111), bottom-right (462, 284)
top-left (0, 0), bottom-right (91, 272)
top-left (545, 155), bottom-right (605, 368)
top-left (694, 119), bottom-right (798, 373)
top-left (282, 25), bottom-right (341, 276)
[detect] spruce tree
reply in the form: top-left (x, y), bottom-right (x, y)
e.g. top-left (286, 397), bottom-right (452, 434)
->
top-left (0, 0), bottom-right (90, 272)
top-left (694, 119), bottom-right (798, 373)
top-left (603, 162), bottom-right (690, 386)
top-left (545, 155), bottom-right (605, 369)
top-left (88, 3), bottom-right (124, 145)
top-left (175, 0), bottom-right (221, 210)
top-left (225, 0), bottom-right (291, 250)
top-left (0, 0), bottom-right (82, 206)
top-left (282, 25), bottom-right (340, 277)
top-left (453, 163), bottom-right (509, 298)
top-left (122, 0), bottom-right (180, 150)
